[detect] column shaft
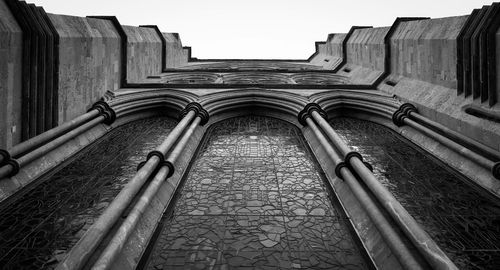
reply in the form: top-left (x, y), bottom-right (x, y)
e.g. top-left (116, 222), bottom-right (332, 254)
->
top-left (92, 116), bottom-right (202, 270)
top-left (311, 110), bottom-right (457, 270)
top-left (0, 115), bottom-right (105, 179)
top-left (404, 118), bottom-right (494, 170)
top-left (56, 109), bottom-right (197, 270)
top-left (306, 115), bottom-right (424, 270)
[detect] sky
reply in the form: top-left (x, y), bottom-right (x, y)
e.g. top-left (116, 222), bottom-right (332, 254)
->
top-left (33, 0), bottom-right (494, 59)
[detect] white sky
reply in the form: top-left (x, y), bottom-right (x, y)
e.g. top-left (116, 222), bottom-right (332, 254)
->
top-left (33, 0), bottom-right (493, 59)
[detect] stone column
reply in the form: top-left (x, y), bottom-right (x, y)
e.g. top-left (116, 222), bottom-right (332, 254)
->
top-left (91, 104), bottom-right (208, 270)
top-left (393, 103), bottom-right (500, 180)
top-left (56, 102), bottom-right (209, 270)
top-left (0, 101), bottom-right (116, 179)
top-left (299, 104), bottom-right (424, 270)
top-left (300, 103), bottom-right (457, 270)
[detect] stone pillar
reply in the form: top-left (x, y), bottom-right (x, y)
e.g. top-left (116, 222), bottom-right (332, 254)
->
top-left (300, 103), bottom-right (457, 270)
top-left (0, 101), bottom-right (115, 179)
top-left (56, 102), bottom-right (209, 270)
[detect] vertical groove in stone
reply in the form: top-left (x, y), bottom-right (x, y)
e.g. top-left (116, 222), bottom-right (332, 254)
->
top-left (456, 9), bottom-right (478, 96)
top-left (485, 4), bottom-right (500, 106)
top-left (463, 6), bottom-right (488, 98)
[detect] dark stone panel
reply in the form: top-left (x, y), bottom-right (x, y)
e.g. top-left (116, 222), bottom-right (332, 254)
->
top-left (0, 117), bottom-right (177, 269)
top-left (38, 7), bottom-right (59, 129)
top-left (24, 3), bottom-right (46, 134)
top-left (463, 6), bottom-right (488, 98)
top-left (32, 6), bottom-right (54, 130)
top-left (329, 117), bottom-right (500, 270)
top-left (471, 3), bottom-right (500, 102)
top-left (144, 116), bottom-right (368, 270)
top-left (486, 7), bottom-right (500, 106)
top-left (457, 10), bottom-right (479, 95)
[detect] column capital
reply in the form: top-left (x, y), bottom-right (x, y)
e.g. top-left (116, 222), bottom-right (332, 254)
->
top-left (0, 149), bottom-right (11, 166)
top-left (89, 100), bottom-right (116, 125)
top-left (179, 102), bottom-right (210, 126)
top-left (163, 160), bottom-right (175, 178)
top-left (493, 162), bottom-right (500, 179)
top-left (298, 103), bottom-right (327, 126)
top-left (392, 103), bottom-right (417, 126)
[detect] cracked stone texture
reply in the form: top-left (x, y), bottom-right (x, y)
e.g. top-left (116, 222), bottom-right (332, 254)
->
top-left (329, 117), bottom-right (500, 270)
top-left (146, 116), bottom-right (368, 269)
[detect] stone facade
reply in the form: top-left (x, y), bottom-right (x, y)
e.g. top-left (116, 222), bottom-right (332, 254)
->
top-left (0, 0), bottom-right (500, 269)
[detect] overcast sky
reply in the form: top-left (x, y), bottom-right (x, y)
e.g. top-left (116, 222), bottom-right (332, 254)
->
top-left (33, 0), bottom-right (493, 59)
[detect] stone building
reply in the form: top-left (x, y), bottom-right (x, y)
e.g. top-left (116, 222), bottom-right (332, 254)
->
top-left (0, 0), bottom-right (500, 269)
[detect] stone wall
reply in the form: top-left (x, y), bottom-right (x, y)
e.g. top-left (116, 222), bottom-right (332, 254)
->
top-left (390, 17), bottom-right (466, 89)
top-left (340, 27), bottom-right (389, 84)
top-left (163, 33), bottom-right (185, 68)
top-left (0, 0), bottom-right (22, 149)
top-left (0, 3), bottom-right (191, 148)
top-left (378, 15), bottom-right (500, 152)
top-left (48, 14), bottom-right (121, 123)
top-left (123, 25), bottom-right (162, 82)
top-left (309, 34), bottom-right (345, 70)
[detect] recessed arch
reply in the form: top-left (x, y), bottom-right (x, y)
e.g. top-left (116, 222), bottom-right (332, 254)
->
top-left (141, 114), bottom-right (371, 269)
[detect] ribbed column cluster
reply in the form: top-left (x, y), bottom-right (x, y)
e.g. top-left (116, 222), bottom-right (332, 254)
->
top-left (300, 103), bottom-right (458, 270)
top-left (56, 102), bottom-right (209, 270)
top-left (0, 100), bottom-right (116, 179)
top-left (392, 103), bottom-right (500, 180)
